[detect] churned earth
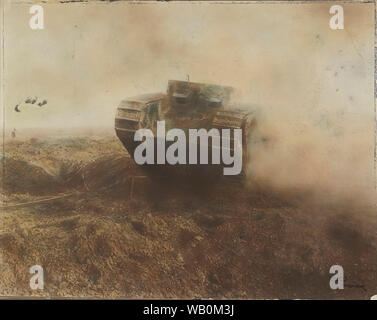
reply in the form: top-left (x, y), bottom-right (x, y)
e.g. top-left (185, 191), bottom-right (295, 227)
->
top-left (0, 134), bottom-right (376, 299)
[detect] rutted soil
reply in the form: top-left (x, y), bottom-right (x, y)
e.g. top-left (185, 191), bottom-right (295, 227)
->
top-left (0, 136), bottom-right (376, 299)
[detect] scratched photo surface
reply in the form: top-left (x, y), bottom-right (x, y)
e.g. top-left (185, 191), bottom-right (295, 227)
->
top-left (0, 1), bottom-right (376, 299)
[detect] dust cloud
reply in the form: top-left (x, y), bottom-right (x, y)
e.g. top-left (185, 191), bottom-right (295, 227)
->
top-left (1, 2), bottom-right (377, 299)
top-left (3, 2), bottom-right (376, 204)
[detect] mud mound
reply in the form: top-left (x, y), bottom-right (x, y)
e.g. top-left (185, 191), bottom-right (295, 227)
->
top-left (79, 156), bottom-right (143, 191)
top-left (0, 153), bottom-right (141, 198)
top-left (2, 135), bottom-right (376, 299)
top-left (0, 157), bottom-right (63, 195)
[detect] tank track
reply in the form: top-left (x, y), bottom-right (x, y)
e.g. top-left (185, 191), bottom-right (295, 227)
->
top-left (212, 109), bottom-right (254, 184)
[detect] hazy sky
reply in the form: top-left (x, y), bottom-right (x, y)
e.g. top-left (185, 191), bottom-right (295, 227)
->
top-left (3, 2), bottom-right (374, 129)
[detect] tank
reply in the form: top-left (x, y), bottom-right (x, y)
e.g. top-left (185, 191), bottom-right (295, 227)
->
top-left (115, 80), bottom-right (255, 184)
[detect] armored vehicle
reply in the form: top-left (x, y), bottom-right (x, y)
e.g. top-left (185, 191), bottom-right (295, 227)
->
top-left (115, 80), bottom-right (255, 183)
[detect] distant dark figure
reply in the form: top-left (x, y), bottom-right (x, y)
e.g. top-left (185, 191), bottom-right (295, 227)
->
top-left (25, 97), bottom-right (32, 104)
top-left (14, 105), bottom-right (20, 112)
top-left (31, 97), bottom-right (37, 104)
top-left (11, 128), bottom-right (16, 138)
top-left (38, 100), bottom-right (47, 107)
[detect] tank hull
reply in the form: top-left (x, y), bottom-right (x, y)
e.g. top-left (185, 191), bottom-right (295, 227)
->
top-left (115, 128), bottom-right (229, 183)
top-left (114, 80), bottom-right (254, 184)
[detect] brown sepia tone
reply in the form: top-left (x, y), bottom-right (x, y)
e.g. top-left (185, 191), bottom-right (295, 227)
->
top-left (0, 1), bottom-right (376, 298)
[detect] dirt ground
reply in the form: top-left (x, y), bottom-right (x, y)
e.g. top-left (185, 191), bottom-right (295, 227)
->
top-left (0, 134), bottom-right (376, 299)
